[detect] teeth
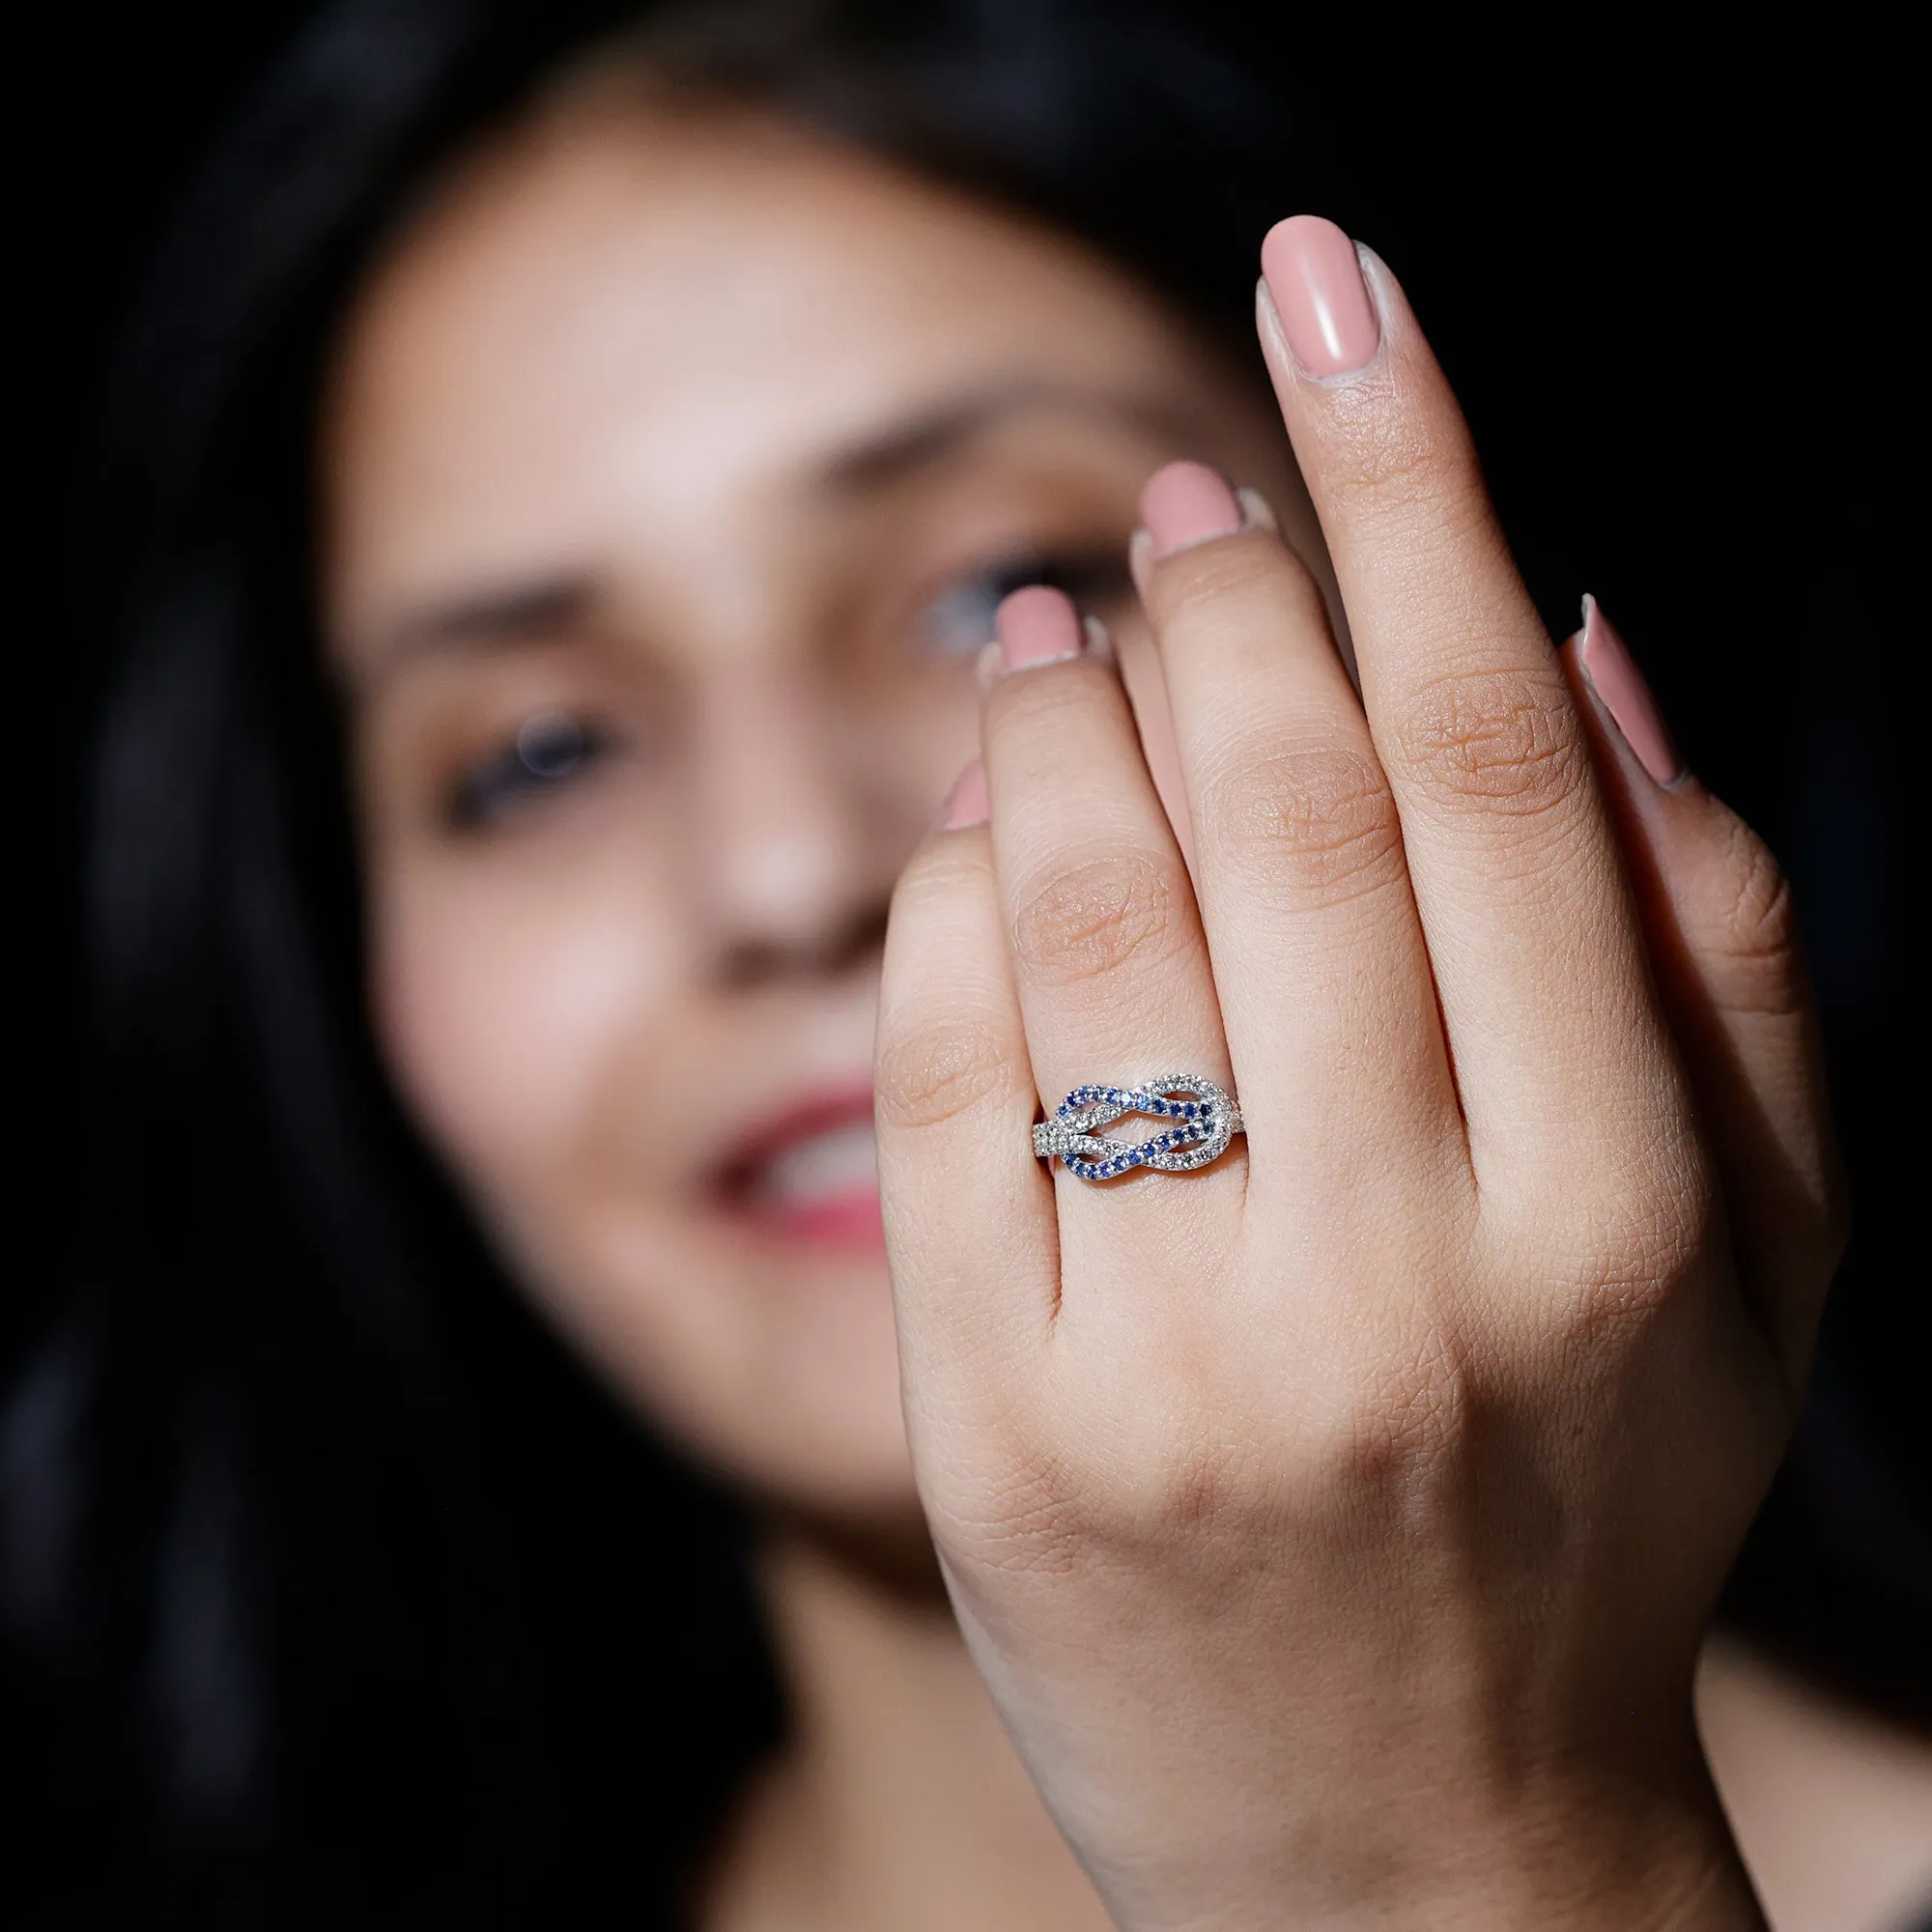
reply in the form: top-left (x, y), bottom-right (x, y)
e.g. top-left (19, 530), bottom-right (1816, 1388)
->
top-left (753, 1120), bottom-right (878, 1207)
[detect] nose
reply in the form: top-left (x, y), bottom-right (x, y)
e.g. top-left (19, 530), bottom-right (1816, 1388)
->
top-left (694, 668), bottom-right (896, 985)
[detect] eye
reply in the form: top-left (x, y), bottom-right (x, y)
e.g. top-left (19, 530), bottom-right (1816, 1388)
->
top-left (447, 712), bottom-right (620, 829)
top-left (920, 546), bottom-right (1134, 658)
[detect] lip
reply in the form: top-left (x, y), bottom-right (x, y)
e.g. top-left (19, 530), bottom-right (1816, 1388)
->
top-left (709, 1084), bottom-right (884, 1254)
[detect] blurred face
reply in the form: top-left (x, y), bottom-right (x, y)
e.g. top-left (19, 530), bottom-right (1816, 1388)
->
top-left (323, 84), bottom-right (1295, 1522)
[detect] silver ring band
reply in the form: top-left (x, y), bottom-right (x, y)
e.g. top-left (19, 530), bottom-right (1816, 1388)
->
top-left (1033, 1074), bottom-right (1243, 1182)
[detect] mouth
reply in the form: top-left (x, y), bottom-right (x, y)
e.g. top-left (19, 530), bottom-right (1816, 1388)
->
top-left (712, 1088), bottom-right (885, 1253)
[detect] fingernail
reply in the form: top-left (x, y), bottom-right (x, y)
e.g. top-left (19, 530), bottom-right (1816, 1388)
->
top-left (997, 584), bottom-right (1085, 670)
top-left (1577, 595), bottom-right (1686, 787)
top-left (1081, 612), bottom-right (1118, 665)
top-left (1235, 485), bottom-right (1279, 534)
top-left (942, 757), bottom-right (988, 828)
top-left (1140, 460), bottom-right (1243, 558)
top-left (1260, 215), bottom-right (1380, 379)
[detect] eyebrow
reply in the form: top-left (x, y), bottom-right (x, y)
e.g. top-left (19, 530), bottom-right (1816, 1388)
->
top-left (360, 380), bottom-right (1186, 678)
top-left (361, 574), bottom-right (598, 681)
top-left (817, 379), bottom-right (1192, 493)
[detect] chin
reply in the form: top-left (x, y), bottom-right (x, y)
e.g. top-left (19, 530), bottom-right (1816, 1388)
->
top-left (487, 1090), bottom-right (927, 1527)
top-left (715, 1251), bottom-right (923, 1522)
top-left (538, 1216), bottom-right (921, 1516)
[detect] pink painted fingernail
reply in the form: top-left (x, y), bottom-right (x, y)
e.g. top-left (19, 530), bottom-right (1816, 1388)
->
top-left (1577, 595), bottom-right (1686, 787)
top-left (1140, 460), bottom-right (1243, 558)
top-left (1261, 215), bottom-right (1380, 379)
top-left (942, 757), bottom-right (988, 828)
top-left (997, 584), bottom-right (1085, 669)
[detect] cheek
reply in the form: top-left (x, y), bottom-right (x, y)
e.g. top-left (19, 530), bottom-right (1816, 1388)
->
top-left (861, 663), bottom-right (985, 831)
top-left (370, 841), bottom-right (688, 1213)
top-left (366, 835), bottom-right (919, 1516)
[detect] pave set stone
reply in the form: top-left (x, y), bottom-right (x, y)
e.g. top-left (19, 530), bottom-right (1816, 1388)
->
top-left (1031, 1074), bottom-right (1243, 1182)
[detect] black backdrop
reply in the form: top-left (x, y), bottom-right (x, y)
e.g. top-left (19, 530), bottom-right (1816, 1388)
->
top-left (19, 0), bottom-right (1924, 1743)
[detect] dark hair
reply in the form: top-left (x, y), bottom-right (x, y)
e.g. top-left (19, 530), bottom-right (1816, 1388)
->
top-left (6, 3), bottom-right (1315, 1923)
top-left (7, 2), bottom-right (1926, 1925)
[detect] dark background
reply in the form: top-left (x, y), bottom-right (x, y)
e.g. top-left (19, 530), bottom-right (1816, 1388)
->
top-left (29, 14), bottom-right (1918, 1009)
top-left (20, 0), bottom-right (1923, 1739)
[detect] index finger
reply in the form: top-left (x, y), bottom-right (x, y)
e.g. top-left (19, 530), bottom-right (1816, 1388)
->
top-left (1255, 216), bottom-right (1688, 1188)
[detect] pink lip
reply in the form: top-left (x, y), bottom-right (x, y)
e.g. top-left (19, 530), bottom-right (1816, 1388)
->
top-left (712, 1086), bottom-right (885, 1255)
top-left (753, 1191), bottom-right (887, 1250)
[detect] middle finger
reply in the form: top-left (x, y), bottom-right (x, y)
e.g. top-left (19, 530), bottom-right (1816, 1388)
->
top-left (1255, 217), bottom-right (1683, 1177)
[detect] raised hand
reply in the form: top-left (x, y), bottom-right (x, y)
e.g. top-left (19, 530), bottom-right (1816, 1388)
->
top-left (874, 216), bottom-right (1841, 1931)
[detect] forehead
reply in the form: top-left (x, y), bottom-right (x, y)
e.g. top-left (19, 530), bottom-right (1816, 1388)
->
top-left (322, 98), bottom-right (1211, 655)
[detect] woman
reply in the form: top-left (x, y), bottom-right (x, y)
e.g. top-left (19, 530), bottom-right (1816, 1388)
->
top-left (10, 0), bottom-right (1929, 1925)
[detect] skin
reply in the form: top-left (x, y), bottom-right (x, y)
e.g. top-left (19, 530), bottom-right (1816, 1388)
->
top-left (880, 264), bottom-right (1840, 1925)
top-left (321, 79), bottom-right (1932, 1932)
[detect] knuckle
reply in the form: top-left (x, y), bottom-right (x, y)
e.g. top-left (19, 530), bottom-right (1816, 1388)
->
top-left (1550, 1151), bottom-right (1717, 1336)
top-left (1206, 739), bottom-right (1405, 909)
top-left (1070, 1423), bottom-right (1278, 1562)
top-left (1704, 821), bottom-right (1803, 1016)
top-left (1325, 387), bottom-right (1486, 518)
top-left (927, 1456), bottom-right (1087, 1581)
top-left (1011, 849), bottom-right (1183, 987)
top-left (984, 654), bottom-right (1117, 738)
top-left (1148, 1446), bottom-right (1284, 1560)
top-left (1334, 1319), bottom-right (1471, 1492)
top-left (874, 1019), bottom-right (1020, 1133)
top-left (889, 835), bottom-right (987, 924)
top-left (1252, 1324), bottom-right (1479, 1555)
top-left (1154, 529), bottom-right (1322, 620)
top-left (1391, 666), bottom-right (1586, 822)
top-left (1325, 382), bottom-right (1446, 496)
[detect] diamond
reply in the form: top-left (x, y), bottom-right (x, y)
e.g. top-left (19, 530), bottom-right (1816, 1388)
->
top-left (1030, 1074), bottom-right (1243, 1183)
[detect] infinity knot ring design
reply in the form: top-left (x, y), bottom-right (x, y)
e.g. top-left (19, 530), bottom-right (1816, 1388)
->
top-left (1032, 1075), bottom-right (1244, 1182)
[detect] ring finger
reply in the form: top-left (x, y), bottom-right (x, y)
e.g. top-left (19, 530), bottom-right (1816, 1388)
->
top-left (980, 587), bottom-right (1240, 1288)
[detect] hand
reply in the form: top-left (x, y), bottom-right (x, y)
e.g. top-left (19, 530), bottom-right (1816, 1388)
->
top-left (873, 216), bottom-right (1843, 1931)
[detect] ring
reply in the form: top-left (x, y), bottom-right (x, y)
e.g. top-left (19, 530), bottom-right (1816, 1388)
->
top-left (1032, 1074), bottom-right (1244, 1181)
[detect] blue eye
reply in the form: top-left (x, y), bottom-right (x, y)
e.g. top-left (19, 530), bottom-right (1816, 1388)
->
top-left (449, 713), bottom-right (615, 828)
top-left (921, 549), bottom-right (1133, 658)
